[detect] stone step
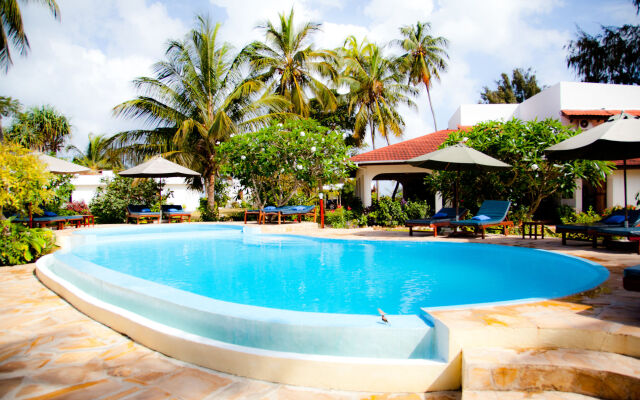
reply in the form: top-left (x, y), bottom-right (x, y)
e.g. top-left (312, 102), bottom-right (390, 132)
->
top-left (462, 347), bottom-right (640, 400)
top-left (462, 390), bottom-right (599, 400)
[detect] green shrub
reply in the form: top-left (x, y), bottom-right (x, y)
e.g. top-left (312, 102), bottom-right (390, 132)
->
top-left (324, 207), bottom-right (367, 229)
top-left (403, 200), bottom-right (430, 220)
top-left (0, 219), bottom-right (55, 266)
top-left (198, 198), bottom-right (219, 221)
top-left (560, 206), bottom-right (601, 225)
top-left (90, 176), bottom-right (164, 223)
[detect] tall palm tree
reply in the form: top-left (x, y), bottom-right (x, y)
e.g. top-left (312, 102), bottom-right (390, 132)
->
top-left (112, 15), bottom-right (290, 213)
top-left (0, 95), bottom-right (21, 140)
top-left (242, 9), bottom-right (338, 117)
top-left (340, 36), bottom-right (416, 149)
top-left (0, 0), bottom-right (60, 72)
top-left (5, 105), bottom-right (70, 153)
top-left (66, 133), bottom-right (121, 171)
top-left (394, 22), bottom-right (448, 131)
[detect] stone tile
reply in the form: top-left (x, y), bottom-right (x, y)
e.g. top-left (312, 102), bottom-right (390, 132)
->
top-left (31, 363), bottom-right (105, 386)
top-left (152, 368), bottom-right (232, 400)
top-left (122, 387), bottom-right (173, 399)
top-left (0, 377), bottom-right (23, 398)
top-left (271, 387), bottom-right (352, 400)
top-left (53, 350), bottom-right (103, 365)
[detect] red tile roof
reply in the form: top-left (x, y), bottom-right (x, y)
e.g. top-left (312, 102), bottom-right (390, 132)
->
top-left (562, 109), bottom-right (640, 118)
top-left (350, 130), bottom-right (455, 164)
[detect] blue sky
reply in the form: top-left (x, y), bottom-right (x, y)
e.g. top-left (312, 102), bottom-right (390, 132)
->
top-left (1, 0), bottom-right (638, 152)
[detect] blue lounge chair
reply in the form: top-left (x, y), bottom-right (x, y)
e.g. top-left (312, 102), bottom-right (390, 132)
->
top-left (450, 200), bottom-right (513, 239)
top-left (9, 211), bottom-right (84, 229)
top-left (556, 209), bottom-right (640, 246)
top-left (161, 205), bottom-right (191, 222)
top-left (127, 205), bottom-right (161, 224)
top-left (623, 265), bottom-right (640, 291)
top-left (588, 225), bottom-right (640, 254)
top-left (244, 206), bottom-right (278, 224)
top-left (263, 205), bottom-right (316, 224)
top-left (405, 207), bottom-right (468, 237)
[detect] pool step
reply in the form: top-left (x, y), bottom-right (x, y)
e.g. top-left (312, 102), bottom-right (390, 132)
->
top-left (462, 347), bottom-right (640, 399)
top-left (462, 390), bottom-right (599, 400)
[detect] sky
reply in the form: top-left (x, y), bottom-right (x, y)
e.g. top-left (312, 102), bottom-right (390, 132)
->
top-left (1, 0), bottom-right (639, 154)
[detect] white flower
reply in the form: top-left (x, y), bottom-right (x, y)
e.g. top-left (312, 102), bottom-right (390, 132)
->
top-left (300, 131), bottom-right (305, 136)
top-left (277, 123), bottom-right (283, 127)
top-left (311, 146), bottom-right (316, 152)
top-left (215, 141), bottom-right (220, 145)
top-left (241, 155), bottom-right (246, 160)
top-left (531, 164), bottom-right (539, 170)
top-left (280, 168), bottom-right (284, 173)
top-left (297, 164), bottom-right (303, 170)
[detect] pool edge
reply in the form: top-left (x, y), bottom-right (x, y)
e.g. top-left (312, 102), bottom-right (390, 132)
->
top-left (35, 255), bottom-right (460, 392)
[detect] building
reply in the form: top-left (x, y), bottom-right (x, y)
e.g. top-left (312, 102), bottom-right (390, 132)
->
top-left (352, 82), bottom-right (640, 211)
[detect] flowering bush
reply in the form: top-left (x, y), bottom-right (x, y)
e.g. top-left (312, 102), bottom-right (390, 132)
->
top-left (0, 219), bottom-right (55, 266)
top-left (65, 200), bottom-right (91, 215)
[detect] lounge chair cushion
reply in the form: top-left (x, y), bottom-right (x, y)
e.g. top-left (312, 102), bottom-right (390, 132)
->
top-left (141, 208), bottom-right (151, 212)
top-left (472, 215), bottom-right (491, 221)
top-left (292, 206), bottom-right (306, 211)
top-left (264, 206), bottom-right (276, 211)
top-left (44, 211), bottom-right (57, 217)
top-left (432, 212), bottom-right (447, 218)
top-left (603, 214), bottom-right (625, 224)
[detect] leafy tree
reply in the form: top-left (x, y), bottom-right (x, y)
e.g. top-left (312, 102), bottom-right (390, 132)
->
top-left (0, 0), bottom-right (60, 72)
top-left (340, 36), bottom-right (416, 149)
top-left (89, 175), bottom-right (163, 223)
top-left (566, 25), bottom-right (640, 85)
top-left (0, 142), bottom-right (54, 218)
top-left (425, 119), bottom-right (613, 220)
top-left (112, 15), bottom-right (289, 217)
top-left (66, 133), bottom-right (121, 171)
top-left (218, 119), bottom-right (352, 207)
top-left (480, 68), bottom-right (542, 104)
top-left (6, 105), bottom-right (71, 153)
top-left (242, 9), bottom-right (338, 116)
top-left (0, 95), bottom-right (21, 140)
top-left (395, 21), bottom-right (449, 131)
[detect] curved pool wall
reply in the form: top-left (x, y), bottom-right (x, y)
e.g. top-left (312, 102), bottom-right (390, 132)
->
top-left (36, 224), bottom-right (609, 392)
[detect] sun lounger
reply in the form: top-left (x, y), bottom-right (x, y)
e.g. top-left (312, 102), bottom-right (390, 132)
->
top-left (244, 206), bottom-right (278, 224)
top-left (405, 207), bottom-right (468, 236)
top-left (127, 205), bottom-right (161, 224)
top-left (450, 200), bottom-right (513, 239)
top-left (623, 265), bottom-right (640, 291)
top-left (161, 205), bottom-right (191, 223)
top-left (588, 225), bottom-right (640, 254)
top-left (9, 212), bottom-right (84, 229)
top-left (261, 205), bottom-right (316, 224)
top-left (556, 209), bottom-right (640, 246)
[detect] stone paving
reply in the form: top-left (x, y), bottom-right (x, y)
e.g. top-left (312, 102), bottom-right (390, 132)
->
top-left (1, 222), bottom-right (640, 399)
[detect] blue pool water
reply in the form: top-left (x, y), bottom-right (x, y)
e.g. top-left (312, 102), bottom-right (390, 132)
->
top-left (65, 225), bottom-right (608, 315)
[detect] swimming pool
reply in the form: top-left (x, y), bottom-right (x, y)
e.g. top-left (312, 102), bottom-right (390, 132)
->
top-left (36, 224), bottom-right (609, 391)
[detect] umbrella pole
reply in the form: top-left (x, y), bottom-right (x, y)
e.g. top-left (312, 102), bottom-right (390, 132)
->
top-left (455, 172), bottom-right (459, 221)
top-left (624, 159), bottom-right (629, 228)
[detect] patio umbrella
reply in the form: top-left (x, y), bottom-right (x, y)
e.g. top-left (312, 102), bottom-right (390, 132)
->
top-left (119, 156), bottom-right (201, 205)
top-left (34, 152), bottom-right (90, 174)
top-left (545, 112), bottom-right (640, 226)
top-left (408, 143), bottom-right (511, 220)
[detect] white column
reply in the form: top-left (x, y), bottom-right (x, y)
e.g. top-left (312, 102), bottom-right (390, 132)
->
top-left (355, 168), bottom-right (374, 208)
top-left (435, 192), bottom-right (443, 211)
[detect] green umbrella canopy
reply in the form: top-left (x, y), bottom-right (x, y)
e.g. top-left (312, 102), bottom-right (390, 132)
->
top-left (408, 143), bottom-right (511, 171)
top-left (34, 152), bottom-right (90, 175)
top-left (544, 113), bottom-right (640, 161)
top-left (119, 156), bottom-right (200, 178)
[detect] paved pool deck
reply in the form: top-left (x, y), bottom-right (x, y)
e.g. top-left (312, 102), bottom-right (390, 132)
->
top-left (1, 222), bottom-right (639, 399)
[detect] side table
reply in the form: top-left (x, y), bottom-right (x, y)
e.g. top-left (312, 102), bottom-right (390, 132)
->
top-left (521, 220), bottom-right (551, 239)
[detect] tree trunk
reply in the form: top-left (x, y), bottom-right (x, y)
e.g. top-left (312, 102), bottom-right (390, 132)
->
top-left (424, 81), bottom-right (438, 131)
top-left (369, 119), bottom-right (379, 199)
top-left (205, 173), bottom-right (218, 217)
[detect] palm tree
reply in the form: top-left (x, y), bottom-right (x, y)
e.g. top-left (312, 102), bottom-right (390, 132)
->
top-left (0, 95), bottom-right (21, 140)
top-left (66, 133), bottom-right (121, 171)
top-left (242, 9), bottom-right (338, 117)
top-left (5, 105), bottom-right (71, 153)
top-left (0, 0), bottom-right (60, 72)
top-left (340, 36), bottom-right (416, 149)
top-left (112, 15), bottom-right (290, 214)
top-left (394, 22), bottom-right (448, 131)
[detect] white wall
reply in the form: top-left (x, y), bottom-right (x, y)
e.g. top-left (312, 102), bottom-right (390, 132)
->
top-left (558, 81), bottom-right (640, 110)
top-left (355, 163), bottom-right (433, 207)
top-left (606, 169), bottom-right (640, 209)
top-left (518, 82), bottom-right (562, 121)
top-left (447, 104), bottom-right (518, 130)
top-left (70, 171), bottom-right (203, 211)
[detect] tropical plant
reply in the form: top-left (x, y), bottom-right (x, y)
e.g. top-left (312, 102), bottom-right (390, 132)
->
top-left (0, 0), bottom-right (60, 72)
top-left (0, 142), bottom-right (54, 218)
top-left (6, 105), bottom-right (71, 153)
top-left (480, 68), bottom-right (543, 104)
top-left (425, 119), bottom-right (613, 220)
top-left (111, 15), bottom-right (290, 218)
top-left (566, 24), bottom-right (640, 85)
top-left (218, 119), bottom-right (352, 207)
top-left (66, 133), bottom-right (121, 171)
top-left (89, 175), bottom-right (163, 223)
top-left (340, 36), bottom-right (416, 149)
top-left (242, 9), bottom-right (338, 117)
top-left (394, 21), bottom-right (448, 131)
top-left (0, 219), bottom-right (55, 266)
top-left (0, 95), bottom-right (21, 140)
